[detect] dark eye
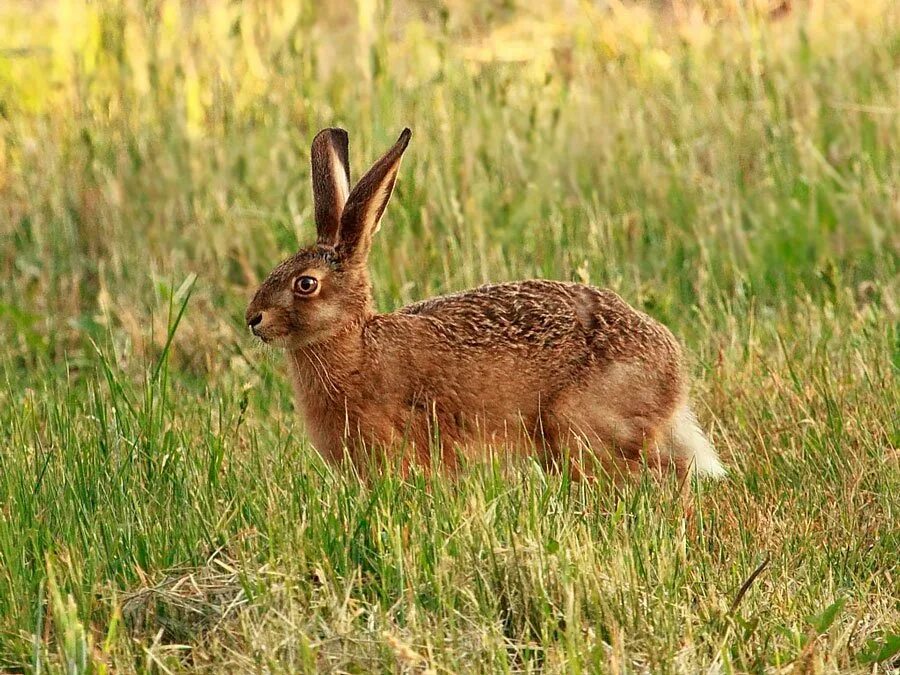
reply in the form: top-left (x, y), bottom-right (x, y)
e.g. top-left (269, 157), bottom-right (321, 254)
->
top-left (293, 276), bottom-right (319, 295)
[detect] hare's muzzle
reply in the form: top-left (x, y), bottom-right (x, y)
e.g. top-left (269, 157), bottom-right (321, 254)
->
top-left (247, 311), bottom-right (264, 335)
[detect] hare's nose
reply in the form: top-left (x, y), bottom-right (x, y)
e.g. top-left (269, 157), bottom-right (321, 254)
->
top-left (248, 313), bottom-right (263, 332)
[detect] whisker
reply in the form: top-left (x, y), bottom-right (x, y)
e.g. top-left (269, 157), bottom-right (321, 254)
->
top-left (298, 346), bottom-right (339, 399)
top-left (309, 347), bottom-right (340, 396)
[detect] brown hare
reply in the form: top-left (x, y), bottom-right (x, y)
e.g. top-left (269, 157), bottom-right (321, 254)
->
top-left (246, 127), bottom-right (726, 480)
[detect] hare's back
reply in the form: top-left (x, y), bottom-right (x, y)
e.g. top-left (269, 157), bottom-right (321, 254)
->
top-left (399, 280), bottom-right (677, 360)
top-left (400, 280), bottom-right (583, 350)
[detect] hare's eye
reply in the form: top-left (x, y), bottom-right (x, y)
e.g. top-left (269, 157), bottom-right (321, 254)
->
top-left (293, 276), bottom-right (319, 295)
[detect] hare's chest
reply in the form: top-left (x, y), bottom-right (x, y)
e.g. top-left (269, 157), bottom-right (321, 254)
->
top-left (289, 390), bottom-right (343, 463)
top-left (288, 370), bottom-right (399, 461)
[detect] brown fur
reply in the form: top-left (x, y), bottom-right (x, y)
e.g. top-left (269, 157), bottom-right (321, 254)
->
top-left (246, 128), bottom-right (703, 480)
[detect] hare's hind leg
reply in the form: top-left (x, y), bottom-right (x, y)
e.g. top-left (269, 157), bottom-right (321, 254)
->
top-left (546, 360), bottom-right (684, 478)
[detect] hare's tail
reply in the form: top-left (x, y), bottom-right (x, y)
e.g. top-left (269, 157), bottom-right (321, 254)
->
top-left (669, 404), bottom-right (726, 479)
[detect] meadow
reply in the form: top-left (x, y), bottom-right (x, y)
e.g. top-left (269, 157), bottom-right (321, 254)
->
top-left (0, 0), bottom-right (898, 672)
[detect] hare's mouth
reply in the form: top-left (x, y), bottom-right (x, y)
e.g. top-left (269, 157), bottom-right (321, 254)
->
top-left (249, 326), bottom-right (275, 344)
top-left (248, 318), bottom-right (286, 345)
top-left (253, 331), bottom-right (293, 349)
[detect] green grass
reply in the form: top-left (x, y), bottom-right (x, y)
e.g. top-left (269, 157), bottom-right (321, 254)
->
top-left (1, 1), bottom-right (898, 672)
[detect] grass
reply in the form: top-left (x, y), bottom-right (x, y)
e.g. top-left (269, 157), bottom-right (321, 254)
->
top-left (1, 0), bottom-right (898, 671)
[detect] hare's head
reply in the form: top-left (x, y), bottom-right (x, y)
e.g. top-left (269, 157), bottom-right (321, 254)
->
top-left (246, 128), bottom-right (410, 348)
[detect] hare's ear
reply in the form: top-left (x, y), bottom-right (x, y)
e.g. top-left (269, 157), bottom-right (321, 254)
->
top-left (311, 128), bottom-right (351, 247)
top-left (338, 128), bottom-right (411, 262)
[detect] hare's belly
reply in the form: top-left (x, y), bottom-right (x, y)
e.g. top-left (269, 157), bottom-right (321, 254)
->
top-left (339, 349), bottom-right (582, 458)
top-left (391, 403), bottom-right (542, 458)
top-left (399, 366), bottom-right (558, 453)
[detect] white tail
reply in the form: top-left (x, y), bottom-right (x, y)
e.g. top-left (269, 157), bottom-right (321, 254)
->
top-left (671, 405), bottom-right (726, 479)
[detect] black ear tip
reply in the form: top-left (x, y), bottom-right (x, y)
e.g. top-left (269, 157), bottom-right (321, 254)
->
top-left (313, 127), bottom-right (349, 143)
top-left (397, 127), bottom-right (412, 150)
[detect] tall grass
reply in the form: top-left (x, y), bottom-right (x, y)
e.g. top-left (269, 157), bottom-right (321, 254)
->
top-left (0, 0), bottom-right (898, 671)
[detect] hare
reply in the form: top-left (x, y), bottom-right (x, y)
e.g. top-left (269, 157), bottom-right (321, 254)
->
top-left (246, 127), bottom-right (726, 480)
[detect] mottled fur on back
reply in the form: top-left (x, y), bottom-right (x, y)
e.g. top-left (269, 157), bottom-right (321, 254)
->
top-left (246, 128), bottom-right (725, 480)
top-left (402, 280), bottom-right (678, 359)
